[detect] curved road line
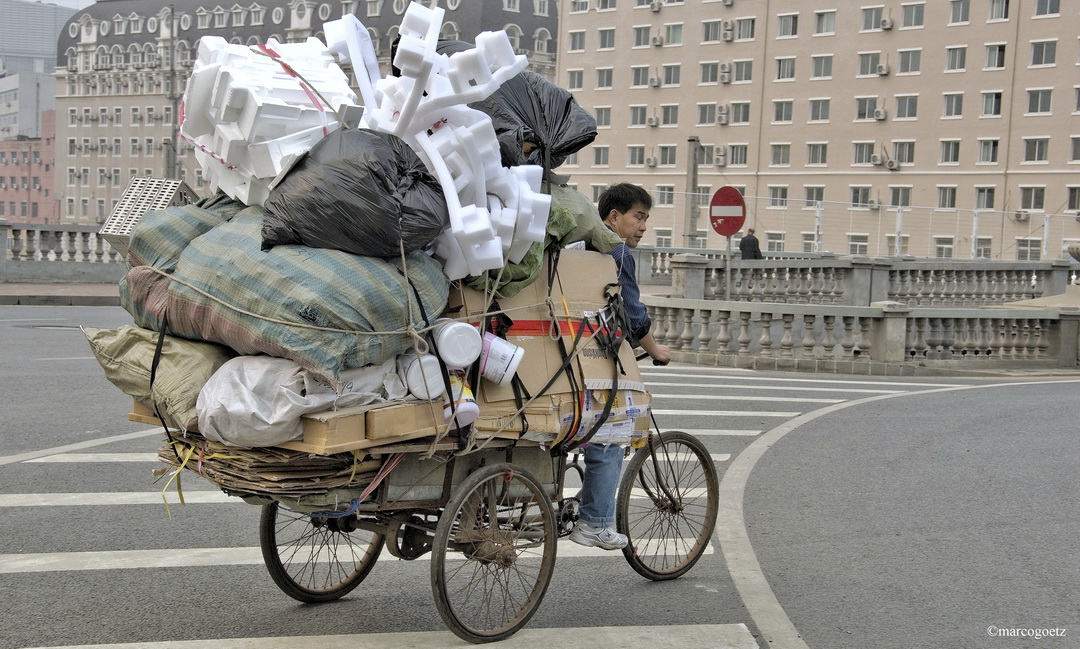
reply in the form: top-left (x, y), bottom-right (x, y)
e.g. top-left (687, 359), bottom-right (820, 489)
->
top-left (714, 379), bottom-right (1080, 649)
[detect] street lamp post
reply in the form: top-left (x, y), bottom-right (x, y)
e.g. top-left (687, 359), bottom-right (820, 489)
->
top-left (683, 135), bottom-right (701, 247)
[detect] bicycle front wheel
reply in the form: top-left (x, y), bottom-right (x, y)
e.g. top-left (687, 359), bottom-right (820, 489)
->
top-left (616, 431), bottom-right (719, 581)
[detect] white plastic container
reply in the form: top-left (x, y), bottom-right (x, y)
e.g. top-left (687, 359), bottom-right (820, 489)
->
top-left (430, 318), bottom-right (482, 369)
top-left (443, 370), bottom-right (479, 428)
top-left (479, 332), bottom-right (525, 387)
top-left (397, 351), bottom-right (446, 400)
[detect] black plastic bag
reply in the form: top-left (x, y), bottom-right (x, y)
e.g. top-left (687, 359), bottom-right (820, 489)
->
top-left (262, 128), bottom-right (449, 258)
top-left (429, 40), bottom-right (597, 170)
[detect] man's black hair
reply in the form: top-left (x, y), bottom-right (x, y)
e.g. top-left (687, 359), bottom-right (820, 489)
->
top-left (598, 183), bottom-right (653, 221)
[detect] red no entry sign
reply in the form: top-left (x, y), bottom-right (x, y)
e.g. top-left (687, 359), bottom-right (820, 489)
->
top-left (709, 186), bottom-right (746, 236)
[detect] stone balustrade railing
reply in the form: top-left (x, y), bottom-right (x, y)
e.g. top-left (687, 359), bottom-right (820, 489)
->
top-left (658, 253), bottom-right (1077, 308)
top-left (642, 296), bottom-right (1080, 373)
top-left (1, 220), bottom-right (126, 283)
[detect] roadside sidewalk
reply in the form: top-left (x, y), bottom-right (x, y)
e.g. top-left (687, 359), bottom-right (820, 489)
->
top-left (0, 283), bottom-right (120, 306)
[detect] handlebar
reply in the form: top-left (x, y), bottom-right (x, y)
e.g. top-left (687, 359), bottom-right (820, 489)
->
top-left (636, 351), bottom-right (669, 367)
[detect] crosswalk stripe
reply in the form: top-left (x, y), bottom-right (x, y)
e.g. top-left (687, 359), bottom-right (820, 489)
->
top-left (0, 541), bottom-right (715, 573)
top-left (25, 453), bottom-right (161, 463)
top-left (22, 624), bottom-right (758, 649)
top-left (0, 491), bottom-right (234, 507)
top-left (651, 409), bottom-right (800, 417)
top-left (640, 371), bottom-right (959, 388)
top-left (644, 381), bottom-right (900, 394)
top-left (651, 393), bottom-right (843, 404)
top-left (679, 429), bottom-right (762, 436)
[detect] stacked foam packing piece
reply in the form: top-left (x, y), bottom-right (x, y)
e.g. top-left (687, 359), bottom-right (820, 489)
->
top-left (180, 36), bottom-right (361, 206)
top-left (325, 5), bottom-right (551, 280)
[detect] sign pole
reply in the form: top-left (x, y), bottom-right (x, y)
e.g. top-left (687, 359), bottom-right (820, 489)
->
top-left (725, 235), bottom-right (733, 300)
top-left (708, 185), bottom-right (747, 303)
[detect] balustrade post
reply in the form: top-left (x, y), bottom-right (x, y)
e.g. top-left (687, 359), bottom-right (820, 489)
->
top-left (1046, 260), bottom-right (1072, 298)
top-left (669, 254), bottom-right (707, 300)
top-left (736, 312), bottom-right (752, 356)
top-left (0, 219), bottom-right (8, 280)
top-left (870, 302), bottom-right (910, 362)
top-left (779, 314), bottom-right (795, 358)
top-left (847, 258), bottom-right (891, 307)
top-left (759, 312), bottom-right (774, 357)
top-left (715, 310), bottom-right (732, 354)
top-left (1057, 310), bottom-right (1080, 367)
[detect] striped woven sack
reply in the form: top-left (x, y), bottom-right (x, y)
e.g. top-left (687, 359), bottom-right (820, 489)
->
top-left (121, 205), bottom-right (450, 390)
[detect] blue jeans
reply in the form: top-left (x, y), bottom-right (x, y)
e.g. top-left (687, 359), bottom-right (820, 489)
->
top-left (578, 443), bottom-right (624, 528)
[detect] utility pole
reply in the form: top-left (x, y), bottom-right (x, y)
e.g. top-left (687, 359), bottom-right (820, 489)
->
top-left (165, 6), bottom-right (181, 180)
top-left (683, 135), bottom-right (701, 247)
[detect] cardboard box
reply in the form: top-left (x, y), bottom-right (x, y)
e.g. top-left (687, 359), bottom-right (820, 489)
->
top-left (364, 400), bottom-right (443, 440)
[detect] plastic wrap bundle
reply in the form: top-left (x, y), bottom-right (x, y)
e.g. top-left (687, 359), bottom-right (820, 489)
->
top-left (261, 128), bottom-right (449, 258)
top-left (432, 41), bottom-right (597, 170)
top-left (120, 202), bottom-right (450, 390)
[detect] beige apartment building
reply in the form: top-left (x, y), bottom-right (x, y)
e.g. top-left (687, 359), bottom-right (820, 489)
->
top-left (555, 0), bottom-right (1080, 260)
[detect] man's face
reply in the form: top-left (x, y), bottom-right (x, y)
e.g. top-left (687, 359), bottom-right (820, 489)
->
top-left (607, 203), bottom-right (650, 248)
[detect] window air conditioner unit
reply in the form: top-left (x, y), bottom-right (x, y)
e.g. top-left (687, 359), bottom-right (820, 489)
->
top-left (651, 35), bottom-right (664, 46)
top-left (722, 29), bottom-right (734, 42)
top-left (873, 108), bottom-right (888, 120)
top-left (717, 113), bottom-right (729, 125)
top-left (880, 17), bottom-right (894, 30)
top-left (717, 104), bottom-right (730, 115)
top-left (715, 156), bottom-right (727, 167)
top-left (722, 20), bottom-right (734, 30)
top-left (645, 156), bottom-right (658, 167)
top-left (646, 116), bottom-right (659, 126)
top-left (1013, 210), bottom-right (1030, 222)
top-left (866, 199), bottom-right (880, 209)
top-left (650, 1), bottom-right (662, 12)
top-left (876, 63), bottom-right (890, 76)
top-left (884, 159), bottom-right (900, 171)
top-left (722, 0), bottom-right (733, 5)
top-left (719, 62), bottom-right (732, 74)
top-left (649, 76), bottom-right (661, 87)
top-left (714, 145), bottom-right (726, 158)
top-left (719, 72), bottom-right (731, 83)
top-left (870, 153), bottom-right (884, 165)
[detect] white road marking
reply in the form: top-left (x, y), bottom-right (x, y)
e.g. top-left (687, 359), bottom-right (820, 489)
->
top-left (651, 409), bottom-right (800, 417)
top-left (644, 381), bottom-right (901, 394)
top-left (652, 393), bottom-right (843, 404)
top-left (0, 428), bottom-right (163, 466)
top-left (679, 429), bottom-right (762, 437)
top-left (641, 371), bottom-right (961, 388)
top-left (711, 453), bottom-right (731, 462)
top-left (22, 624), bottom-right (758, 649)
top-left (36, 356), bottom-right (97, 361)
top-left (25, 453), bottom-right (160, 463)
top-left (0, 491), bottom-right (233, 507)
top-left (0, 541), bottom-right (714, 573)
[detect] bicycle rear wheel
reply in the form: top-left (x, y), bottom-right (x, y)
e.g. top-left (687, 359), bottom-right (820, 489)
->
top-left (616, 431), bottom-right (719, 580)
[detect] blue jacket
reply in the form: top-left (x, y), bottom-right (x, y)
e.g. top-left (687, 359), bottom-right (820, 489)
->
top-left (609, 242), bottom-right (651, 343)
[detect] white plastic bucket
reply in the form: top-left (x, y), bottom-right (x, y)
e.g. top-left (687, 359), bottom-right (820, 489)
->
top-left (397, 352), bottom-right (445, 400)
top-left (479, 332), bottom-right (526, 387)
top-left (431, 318), bottom-right (482, 369)
top-left (443, 370), bottom-right (479, 428)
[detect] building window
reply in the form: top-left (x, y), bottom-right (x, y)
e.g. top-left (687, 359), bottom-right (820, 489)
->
top-left (975, 187), bottom-right (996, 208)
top-left (856, 97), bottom-right (878, 120)
top-left (736, 18), bottom-right (755, 40)
top-left (733, 60), bottom-right (752, 82)
top-left (631, 66), bottom-right (649, 87)
top-left (982, 92), bottom-right (1003, 116)
top-left (1024, 138), bottom-right (1049, 162)
top-left (628, 146), bottom-right (645, 166)
top-left (731, 102), bottom-right (751, 124)
top-left (654, 228), bottom-right (672, 247)
top-left (894, 141), bottom-right (915, 164)
top-left (695, 148), bottom-right (713, 166)
top-left (861, 7), bottom-right (884, 30)
top-left (663, 64), bottom-right (681, 85)
top-left (729, 144), bottom-right (748, 165)
top-left (985, 44), bottom-right (1007, 68)
top-left (943, 93), bottom-right (964, 117)
top-left (1068, 187), bottom-right (1080, 211)
top-left (950, 0), bottom-right (970, 23)
top-left (598, 28), bottom-right (615, 49)
top-left (698, 103), bottom-right (716, 125)
top-left (594, 107), bottom-right (611, 127)
top-left (809, 98), bottom-right (830, 121)
top-left (902, 3), bottom-right (925, 27)
top-left (771, 144), bottom-right (791, 166)
top-left (568, 31), bottom-right (585, 51)
top-left (768, 186), bottom-right (788, 207)
top-left (807, 143), bottom-right (828, 165)
top-left (890, 187), bottom-right (912, 207)
top-left (567, 70), bottom-right (583, 90)
top-left (989, 0), bottom-right (1009, 20)
top-left (896, 95), bottom-right (918, 119)
top-left (596, 68), bottom-right (613, 89)
top-left (858, 52), bottom-right (881, 76)
top-left (938, 186), bottom-right (957, 208)
top-left (811, 55), bottom-right (833, 79)
top-left (777, 14), bottom-right (798, 37)
top-left (656, 185), bottom-right (674, 206)
top-left (570, 0), bottom-right (588, 11)
top-left (664, 23), bottom-right (683, 46)
top-left (773, 100), bottom-right (793, 122)
top-left (593, 146), bottom-right (609, 166)
top-left (815, 10), bottom-right (835, 34)
top-left (661, 105), bottom-right (679, 125)
top-left (1016, 239), bottom-right (1041, 262)
top-left (659, 145), bottom-right (677, 165)
top-left (853, 142), bottom-right (876, 164)
top-left (597, 0), bottom-right (615, 8)
top-left (898, 50), bottom-right (921, 73)
top-left (703, 21), bottom-right (721, 43)
top-left (776, 57), bottom-right (795, 80)
top-left (629, 106), bottom-right (647, 126)
top-left (1020, 186), bottom-right (1046, 210)
top-left (805, 186), bottom-right (825, 206)
top-left (848, 234), bottom-right (869, 255)
top-left (979, 139), bottom-right (1000, 163)
top-left (701, 62), bottom-right (718, 84)
top-left (765, 232), bottom-right (786, 252)
top-left (941, 140), bottom-right (960, 163)
top-left (1027, 89), bottom-right (1052, 113)
top-left (1031, 41), bottom-right (1056, 66)
top-left (1071, 137), bottom-right (1080, 161)
top-left (1034, 0), bottom-right (1059, 15)
top-left (633, 26), bottom-right (650, 47)
top-left (946, 46), bottom-right (966, 71)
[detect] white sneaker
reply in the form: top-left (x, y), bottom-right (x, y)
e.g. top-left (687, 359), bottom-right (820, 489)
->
top-left (569, 522), bottom-right (628, 550)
